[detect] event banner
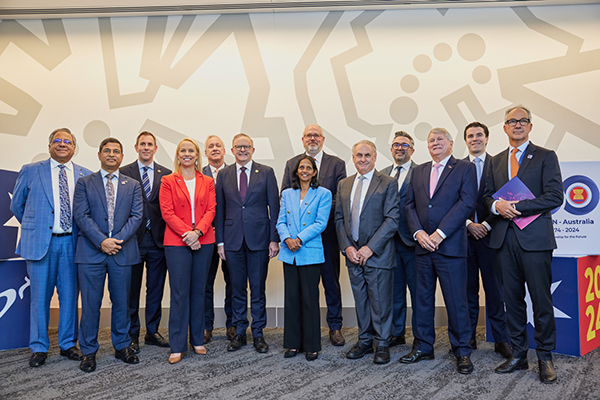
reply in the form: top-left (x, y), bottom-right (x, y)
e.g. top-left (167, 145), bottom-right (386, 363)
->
top-left (553, 162), bottom-right (600, 256)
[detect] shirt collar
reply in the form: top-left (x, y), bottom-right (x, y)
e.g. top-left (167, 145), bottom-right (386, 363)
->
top-left (432, 154), bottom-right (451, 168)
top-left (236, 160), bottom-right (253, 172)
top-left (510, 140), bottom-right (530, 154)
top-left (395, 160), bottom-right (412, 171)
top-left (101, 169), bottom-right (119, 179)
top-left (137, 160), bottom-right (154, 171)
top-left (357, 168), bottom-right (375, 181)
top-left (50, 158), bottom-right (73, 171)
top-left (306, 150), bottom-right (323, 164)
top-left (468, 152), bottom-right (487, 163)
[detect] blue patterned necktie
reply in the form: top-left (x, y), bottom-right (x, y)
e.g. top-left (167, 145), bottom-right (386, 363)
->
top-left (142, 166), bottom-right (151, 229)
top-left (106, 174), bottom-right (115, 233)
top-left (58, 165), bottom-right (71, 231)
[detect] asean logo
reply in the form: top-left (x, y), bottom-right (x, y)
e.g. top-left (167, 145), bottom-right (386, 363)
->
top-left (563, 175), bottom-right (599, 215)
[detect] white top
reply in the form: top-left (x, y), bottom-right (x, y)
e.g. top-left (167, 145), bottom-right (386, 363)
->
top-left (50, 158), bottom-right (75, 234)
top-left (185, 177), bottom-right (196, 225)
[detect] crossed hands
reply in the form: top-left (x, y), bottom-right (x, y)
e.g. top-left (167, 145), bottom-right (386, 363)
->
top-left (182, 231), bottom-right (201, 251)
top-left (416, 231), bottom-right (444, 252)
top-left (101, 238), bottom-right (123, 255)
top-left (345, 245), bottom-right (373, 266)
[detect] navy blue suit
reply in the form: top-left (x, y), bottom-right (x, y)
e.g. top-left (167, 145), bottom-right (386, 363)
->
top-left (282, 152), bottom-right (346, 330)
top-left (202, 164), bottom-right (233, 331)
top-left (463, 154), bottom-right (508, 344)
top-left (120, 161), bottom-right (171, 338)
top-left (405, 156), bottom-right (477, 356)
top-left (74, 171), bottom-right (143, 355)
top-left (215, 162), bottom-right (279, 337)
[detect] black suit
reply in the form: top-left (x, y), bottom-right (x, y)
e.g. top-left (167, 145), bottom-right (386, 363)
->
top-left (463, 154), bottom-right (508, 344)
top-left (282, 152), bottom-right (346, 330)
top-left (483, 142), bottom-right (563, 360)
top-left (119, 161), bottom-right (172, 337)
top-left (202, 164), bottom-right (233, 331)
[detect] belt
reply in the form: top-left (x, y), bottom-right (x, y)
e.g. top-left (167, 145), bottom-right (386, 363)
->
top-left (52, 232), bottom-right (72, 237)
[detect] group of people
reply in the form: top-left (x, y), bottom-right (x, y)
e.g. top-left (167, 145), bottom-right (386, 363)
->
top-left (11, 105), bottom-right (563, 384)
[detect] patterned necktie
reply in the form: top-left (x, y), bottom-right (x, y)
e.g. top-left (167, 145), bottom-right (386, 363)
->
top-left (106, 173), bottom-right (115, 233)
top-left (213, 167), bottom-right (218, 183)
top-left (351, 176), bottom-right (365, 242)
top-left (239, 166), bottom-right (248, 203)
top-left (393, 165), bottom-right (401, 180)
top-left (510, 148), bottom-right (519, 179)
top-left (58, 165), bottom-right (71, 231)
top-left (430, 163), bottom-right (442, 199)
top-left (142, 166), bottom-right (151, 229)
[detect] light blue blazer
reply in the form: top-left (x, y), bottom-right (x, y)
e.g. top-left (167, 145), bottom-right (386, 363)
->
top-left (11, 158), bottom-right (92, 261)
top-left (277, 186), bottom-right (332, 266)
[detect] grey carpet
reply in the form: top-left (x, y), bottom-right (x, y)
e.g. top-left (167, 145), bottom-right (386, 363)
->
top-left (1, 327), bottom-right (599, 400)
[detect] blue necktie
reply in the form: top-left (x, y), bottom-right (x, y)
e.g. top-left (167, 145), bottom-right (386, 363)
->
top-left (142, 166), bottom-right (151, 229)
top-left (58, 165), bottom-right (71, 231)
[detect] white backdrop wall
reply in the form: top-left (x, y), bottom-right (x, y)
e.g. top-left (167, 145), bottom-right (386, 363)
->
top-left (1, 4), bottom-right (599, 316)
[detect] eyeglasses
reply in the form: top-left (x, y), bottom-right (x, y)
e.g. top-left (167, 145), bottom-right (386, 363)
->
top-left (392, 143), bottom-right (411, 149)
top-left (505, 118), bottom-right (530, 127)
top-left (233, 145), bottom-right (252, 151)
top-left (52, 138), bottom-right (73, 145)
top-left (102, 148), bottom-right (122, 155)
top-left (303, 134), bottom-right (323, 140)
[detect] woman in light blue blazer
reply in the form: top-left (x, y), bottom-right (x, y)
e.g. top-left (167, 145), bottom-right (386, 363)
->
top-left (277, 155), bottom-right (332, 361)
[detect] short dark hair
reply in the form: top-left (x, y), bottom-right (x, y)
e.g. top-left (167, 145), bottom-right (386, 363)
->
top-left (136, 131), bottom-right (156, 145)
top-left (291, 155), bottom-right (320, 190)
top-left (99, 137), bottom-right (123, 153)
top-left (393, 130), bottom-right (414, 148)
top-left (463, 122), bottom-right (489, 140)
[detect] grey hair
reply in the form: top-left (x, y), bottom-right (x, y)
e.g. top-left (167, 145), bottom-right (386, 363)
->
top-left (428, 127), bottom-right (453, 142)
top-left (352, 139), bottom-right (377, 154)
top-left (504, 105), bottom-right (532, 121)
top-left (48, 128), bottom-right (76, 147)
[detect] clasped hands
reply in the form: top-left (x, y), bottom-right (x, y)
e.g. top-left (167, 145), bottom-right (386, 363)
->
top-left (182, 231), bottom-right (202, 250)
top-left (416, 231), bottom-right (444, 252)
top-left (100, 238), bottom-right (123, 255)
top-left (496, 199), bottom-right (522, 220)
top-left (285, 238), bottom-right (302, 252)
top-left (345, 245), bottom-right (373, 266)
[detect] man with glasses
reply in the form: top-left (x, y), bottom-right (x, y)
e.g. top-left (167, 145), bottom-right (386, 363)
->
top-left (281, 124), bottom-right (347, 346)
top-left (483, 106), bottom-right (563, 384)
top-left (215, 133), bottom-right (280, 353)
top-left (380, 131), bottom-right (418, 348)
top-left (11, 128), bottom-right (92, 367)
top-left (73, 138), bottom-right (143, 372)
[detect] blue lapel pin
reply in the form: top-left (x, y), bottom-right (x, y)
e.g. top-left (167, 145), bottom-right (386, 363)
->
top-left (527, 154), bottom-right (533, 159)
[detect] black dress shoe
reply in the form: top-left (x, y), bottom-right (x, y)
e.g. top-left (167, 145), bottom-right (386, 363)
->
top-left (29, 352), bottom-right (47, 367)
top-left (227, 326), bottom-right (236, 341)
top-left (115, 347), bottom-right (140, 364)
top-left (253, 336), bottom-right (269, 353)
top-left (539, 360), bottom-right (557, 384)
top-left (399, 349), bottom-right (434, 364)
top-left (60, 347), bottom-right (82, 361)
top-left (145, 332), bottom-right (169, 347)
top-left (456, 356), bottom-right (474, 374)
top-left (346, 342), bottom-right (374, 359)
top-left (227, 334), bottom-right (247, 351)
top-left (130, 335), bottom-right (140, 354)
top-left (204, 329), bottom-right (213, 344)
top-left (469, 338), bottom-right (478, 350)
top-left (305, 352), bottom-right (318, 361)
top-left (284, 349), bottom-right (300, 358)
top-left (494, 342), bottom-right (513, 359)
top-left (80, 354), bottom-right (96, 373)
top-left (374, 346), bottom-right (390, 364)
top-left (494, 357), bottom-right (528, 374)
top-left (388, 335), bottom-right (406, 348)
top-left (329, 330), bottom-right (345, 346)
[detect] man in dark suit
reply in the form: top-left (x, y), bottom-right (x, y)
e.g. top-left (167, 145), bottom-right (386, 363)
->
top-left (281, 124), bottom-right (347, 346)
top-left (202, 134), bottom-right (234, 343)
top-left (462, 122), bottom-right (511, 358)
top-left (11, 128), bottom-right (92, 367)
top-left (215, 133), bottom-right (280, 353)
top-left (74, 138), bottom-right (143, 372)
top-left (119, 131), bottom-right (171, 353)
top-left (483, 106), bottom-right (563, 384)
top-left (380, 131), bottom-right (417, 348)
top-left (335, 140), bottom-right (399, 364)
top-left (400, 128), bottom-right (477, 375)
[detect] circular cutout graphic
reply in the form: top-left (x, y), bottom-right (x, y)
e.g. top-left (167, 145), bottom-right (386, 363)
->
top-left (413, 54), bottom-right (432, 73)
top-left (390, 97), bottom-right (418, 125)
top-left (83, 120), bottom-right (111, 149)
top-left (414, 122), bottom-right (433, 142)
top-left (433, 43), bottom-right (452, 61)
top-left (457, 33), bottom-right (486, 62)
top-left (562, 175), bottom-right (599, 215)
top-left (473, 65), bottom-right (491, 84)
top-left (400, 75), bottom-right (419, 93)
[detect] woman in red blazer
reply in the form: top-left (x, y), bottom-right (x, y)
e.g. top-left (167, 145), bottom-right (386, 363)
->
top-left (159, 138), bottom-right (216, 364)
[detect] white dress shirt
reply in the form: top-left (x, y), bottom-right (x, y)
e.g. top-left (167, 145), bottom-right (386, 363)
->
top-left (350, 169), bottom-right (375, 213)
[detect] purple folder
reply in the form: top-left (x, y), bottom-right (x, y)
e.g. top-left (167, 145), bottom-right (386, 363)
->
top-left (492, 176), bottom-right (540, 230)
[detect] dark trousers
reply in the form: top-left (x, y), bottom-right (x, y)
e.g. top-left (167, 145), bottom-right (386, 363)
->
top-left (348, 264), bottom-right (393, 347)
top-left (497, 225), bottom-right (555, 360)
top-left (78, 257), bottom-right (131, 355)
top-left (467, 236), bottom-right (508, 343)
top-left (392, 236), bottom-right (417, 337)
top-left (205, 246), bottom-right (232, 330)
top-left (165, 244), bottom-right (213, 353)
top-left (226, 240), bottom-right (269, 337)
top-left (283, 262), bottom-right (322, 353)
top-left (129, 231), bottom-right (167, 337)
top-left (321, 238), bottom-right (343, 330)
top-left (414, 253), bottom-right (472, 357)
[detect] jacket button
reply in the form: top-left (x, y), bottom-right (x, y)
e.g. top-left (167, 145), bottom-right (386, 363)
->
top-left (307, 211), bottom-right (310, 214)
top-left (428, 205), bottom-right (432, 208)
top-left (303, 223), bottom-right (306, 226)
top-left (287, 211), bottom-right (290, 213)
top-left (49, 226), bottom-right (52, 229)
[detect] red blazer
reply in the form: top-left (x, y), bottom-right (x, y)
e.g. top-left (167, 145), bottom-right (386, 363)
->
top-left (160, 171), bottom-right (216, 246)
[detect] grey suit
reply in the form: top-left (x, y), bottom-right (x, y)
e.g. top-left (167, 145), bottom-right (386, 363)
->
top-left (335, 170), bottom-right (399, 346)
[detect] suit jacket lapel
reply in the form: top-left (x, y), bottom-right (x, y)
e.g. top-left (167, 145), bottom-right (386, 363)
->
top-left (290, 189), bottom-right (301, 232)
top-left (92, 172), bottom-right (109, 215)
top-left (517, 143), bottom-right (536, 178)
top-left (399, 161), bottom-right (415, 197)
top-left (498, 148), bottom-right (510, 185)
top-left (73, 163), bottom-right (86, 182)
top-left (114, 175), bottom-right (130, 211)
top-left (433, 156), bottom-right (456, 198)
top-left (425, 162), bottom-right (433, 198)
top-left (39, 159), bottom-right (54, 207)
top-left (245, 162), bottom-right (260, 203)
top-left (175, 173), bottom-right (192, 206)
top-left (479, 154), bottom-right (490, 198)
top-left (318, 154), bottom-right (330, 181)
top-left (361, 171), bottom-right (381, 212)
top-left (300, 187), bottom-right (316, 219)
top-left (151, 164), bottom-right (166, 202)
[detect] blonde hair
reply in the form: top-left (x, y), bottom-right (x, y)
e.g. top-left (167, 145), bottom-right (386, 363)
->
top-left (174, 138), bottom-right (202, 174)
